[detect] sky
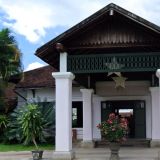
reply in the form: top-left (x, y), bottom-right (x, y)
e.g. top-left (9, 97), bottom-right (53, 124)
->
top-left (0, 0), bottom-right (160, 71)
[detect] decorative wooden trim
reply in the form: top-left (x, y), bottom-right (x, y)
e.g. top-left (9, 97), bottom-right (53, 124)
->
top-left (67, 53), bottom-right (160, 73)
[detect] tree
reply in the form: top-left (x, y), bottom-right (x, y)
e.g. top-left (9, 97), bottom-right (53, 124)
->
top-left (0, 28), bottom-right (22, 112)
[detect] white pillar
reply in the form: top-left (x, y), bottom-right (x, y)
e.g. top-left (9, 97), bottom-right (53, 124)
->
top-left (92, 95), bottom-right (101, 140)
top-left (156, 69), bottom-right (160, 86)
top-left (150, 69), bottom-right (160, 147)
top-left (60, 52), bottom-right (67, 72)
top-left (80, 89), bottom-right (94, 148)
top-left (52, 72), bottom-right (75, 159)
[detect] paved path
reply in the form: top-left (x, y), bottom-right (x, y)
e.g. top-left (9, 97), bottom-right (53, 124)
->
top-left (0, 147), bottom-right (160, 160)
top-left (75, 147), bottom-right (160, 160)
top-left (0, 151), bottom-right (52, 160)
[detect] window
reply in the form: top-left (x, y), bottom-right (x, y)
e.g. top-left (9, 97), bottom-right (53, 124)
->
top-left (72, 102), bottom-right (83, 128)
top-left (118, 109), bottom-right (133, 117)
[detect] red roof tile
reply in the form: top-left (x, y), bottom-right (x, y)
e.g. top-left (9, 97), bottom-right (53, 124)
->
top-left (16, 65), bottom-right (79, 88)
top-left (16, 65), bottom-right (56, 88)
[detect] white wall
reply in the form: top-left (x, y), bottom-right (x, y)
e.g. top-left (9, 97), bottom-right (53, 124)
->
top-left (17, 81), bottom-right (152, 140)
top-left (96, 81), bottom-right (150, 96)
top-left (16, 89), bottom-right (27, 107)
top-left (72, 87), bottom-right (83, 101)
top-left (26, 87), bottom-right (83, 102)
top-left (17, 86), bottom-right (84, 140)
top-left (27, 88), bottom-right (55, 102)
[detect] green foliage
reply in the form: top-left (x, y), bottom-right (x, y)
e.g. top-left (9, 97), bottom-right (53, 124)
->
top-left (17, 104), bottom-right (45, 150)
top-left (0, 114), bottom-right (8, 142)
top-left (97, 113), bottom-right (128, 142)
top-left (0, 28), bottom-right (23, 113)
top-left (0, 28), bottom-right (22, 81)
top-left (0, 143), bottom-right (54, 152)
top-left (0, 114), bottom-right (8, 129)
top-left (5, 101), bottom-right (55, 145)
top-left (5, 107), bottom-right (23, 142)
top-left (30, 97), bottom-right (55, 141)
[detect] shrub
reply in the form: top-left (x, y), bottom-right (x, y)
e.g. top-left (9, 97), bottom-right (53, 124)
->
top-left (97, 113), bottom-right (128, 142)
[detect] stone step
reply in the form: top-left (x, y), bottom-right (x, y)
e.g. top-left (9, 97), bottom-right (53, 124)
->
top-left (75, 158), bottom-right (156, 160)
top-left (95, 139), bottom-right (151, 148)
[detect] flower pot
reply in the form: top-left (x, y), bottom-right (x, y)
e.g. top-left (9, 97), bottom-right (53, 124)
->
top-left (31, 150), bottom-right (43, 160)
top-left (109, 142), bottom-right (120, 160)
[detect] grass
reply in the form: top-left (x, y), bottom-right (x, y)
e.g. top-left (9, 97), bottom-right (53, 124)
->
top-left (0, 143), bottom-right (55, 152)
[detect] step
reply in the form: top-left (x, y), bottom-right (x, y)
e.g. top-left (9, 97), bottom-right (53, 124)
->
top-left (75, 158), bottom-right (156, 160)
top-left (95, 139), bottom-right (151, 148)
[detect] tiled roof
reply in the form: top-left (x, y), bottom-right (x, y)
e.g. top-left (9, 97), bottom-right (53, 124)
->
top-left (16, 65), bottom-right (79, 88)
top-left (16, 65), bottom-right (56, 88)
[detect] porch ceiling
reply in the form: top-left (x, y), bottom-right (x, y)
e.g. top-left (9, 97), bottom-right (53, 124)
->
top-left (75, 71), bottom-right (157, 89)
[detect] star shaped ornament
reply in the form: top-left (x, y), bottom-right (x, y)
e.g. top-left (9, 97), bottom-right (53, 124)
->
top-left (107, 72), bottom-right (121, 77)
top-left (112, 76), bottom-right (127, 89)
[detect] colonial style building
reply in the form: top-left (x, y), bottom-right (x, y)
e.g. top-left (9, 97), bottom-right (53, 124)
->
top-left (29, 3), bottom-right (160, 160)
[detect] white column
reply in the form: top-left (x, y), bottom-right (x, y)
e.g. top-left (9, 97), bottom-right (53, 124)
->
top-left (60, 52), bottom-right (67, 72)
top-left (92, 95), bottom-right (101, 140)
top-left (80, 89), bottom-right (94, 148)
top-left (52, 72), bottom-right (75, 159)
top-left (156, 69), bottom-right (160, 86)
top-left (150, 69), bottom-right (160, 147)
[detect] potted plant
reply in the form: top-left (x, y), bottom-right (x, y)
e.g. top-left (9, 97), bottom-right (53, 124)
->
top-left (97, 113), bottom-right (128, 160)
top-left (18, 104), bottom-right (45, 160)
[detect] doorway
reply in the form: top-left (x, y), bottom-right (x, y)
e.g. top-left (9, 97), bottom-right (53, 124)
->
top-left (101, 100), bottom-right (146, 138)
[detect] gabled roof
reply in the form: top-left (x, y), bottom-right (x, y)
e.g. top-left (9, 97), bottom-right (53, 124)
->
top-left (16, 65), bottom-right (56, 88)
top-left (16, 65), bottom-right (79, 88)
top-left (35, 3), bottom-right (160, 68)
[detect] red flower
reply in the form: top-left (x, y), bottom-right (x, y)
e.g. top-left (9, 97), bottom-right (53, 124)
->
top-left (107, 120), bottom-right (113, 124)
top-left (111, 127), bottom-right (116, 131)
top-left (97, 112), bottom-right (128, 142)
top-left (120, 118), bottom-right (128, 123)
top-left (109, 113), bottom-right (116, 120)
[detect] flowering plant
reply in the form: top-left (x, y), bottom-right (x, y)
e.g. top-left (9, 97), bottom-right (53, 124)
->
top-left (97, 113), bottom-right (128, 142)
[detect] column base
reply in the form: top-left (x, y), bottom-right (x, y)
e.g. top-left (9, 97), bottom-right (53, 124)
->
top-left (52, 151), bottom-right (75, 160)
top-left (81, 141), bottom-right (95, 148)
top-left (150, 139), bottom-right (160, 147)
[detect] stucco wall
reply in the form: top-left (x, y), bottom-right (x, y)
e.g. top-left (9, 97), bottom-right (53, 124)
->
top-left (27, 88), bottom-right (55, 102)
top-left (26, 87), bottom-right (83, 102)
top-left (17, 80), bottom-right (152, 140)
top-left (96, 81), bottom-right (150, 96)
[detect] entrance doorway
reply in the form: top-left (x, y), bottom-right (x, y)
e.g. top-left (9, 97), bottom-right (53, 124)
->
top-left (101, 100), bottom-right (146, 138)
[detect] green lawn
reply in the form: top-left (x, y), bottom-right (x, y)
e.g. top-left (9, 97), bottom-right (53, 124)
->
top-left (0, 143), bottom-right (54, 152)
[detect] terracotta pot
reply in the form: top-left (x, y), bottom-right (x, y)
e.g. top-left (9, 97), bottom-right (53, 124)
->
top-left (109, 142), bottom-right (120, 160)
top-left (31, 150), bottom-right (43, 160)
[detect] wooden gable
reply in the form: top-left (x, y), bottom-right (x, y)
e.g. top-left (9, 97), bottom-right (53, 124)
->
top-left (36, 3), bottom-right (160, 68)
top-left (64, 11), bottom-right (160, 50)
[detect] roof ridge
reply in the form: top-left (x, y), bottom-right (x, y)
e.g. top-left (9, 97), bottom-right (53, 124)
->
top-left (36, 3), bottom-right (160, 55)
top-left (24, 65), bottom-right (51, 73)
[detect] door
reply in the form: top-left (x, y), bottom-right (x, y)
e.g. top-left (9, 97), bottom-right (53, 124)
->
top-left (101, 101), bottom-right (113, 122)
top-left (101, 100), bottom-right (146, 139)
top-left (134, 101), bottom-right (146, 138)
